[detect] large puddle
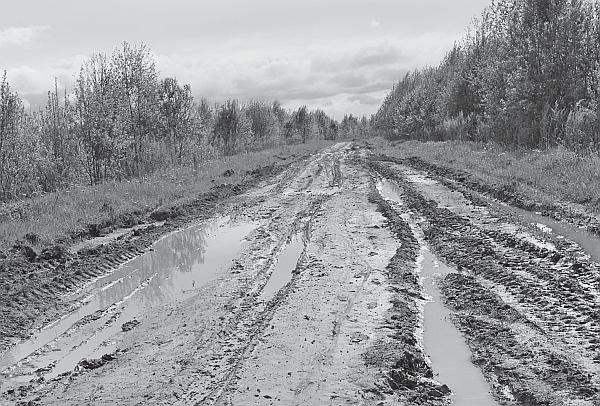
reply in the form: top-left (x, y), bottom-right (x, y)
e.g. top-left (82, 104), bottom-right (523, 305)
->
top-left (0, 218), bottom-right (258, 385)
top-left (420, 247), bottom-right (498, 406)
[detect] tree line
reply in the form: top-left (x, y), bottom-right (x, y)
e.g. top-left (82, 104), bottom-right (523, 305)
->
top-left (374, 0), bottom-right (600, 152)
top-left (0, 42), bottom-right (370, 202)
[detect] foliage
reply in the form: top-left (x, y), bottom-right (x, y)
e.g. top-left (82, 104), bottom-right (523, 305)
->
top-left (373, 0), bottom-right (600, 152)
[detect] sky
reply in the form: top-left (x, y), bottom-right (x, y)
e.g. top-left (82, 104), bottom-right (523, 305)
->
top-left (0, 0), bottom-right (489, 119)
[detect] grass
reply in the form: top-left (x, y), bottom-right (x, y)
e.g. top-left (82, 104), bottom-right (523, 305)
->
top-left (0, 141), bottom-right (334, 252)
top-left (369, 138), bottom-right (600, 215)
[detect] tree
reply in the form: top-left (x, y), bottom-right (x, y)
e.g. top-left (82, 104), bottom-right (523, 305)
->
top-left (292, 106), bottom-right (311, 143)
top-left (112, 42), bottom-right (160, 176)
top-left (213, 100), bottom-right (253, 156)
top-left (159, 77), bottom-right (195, 165)
top-left (74, 53), bottom-right (120, 184)
top-left (246, 100), bottom-right (277, 147)
top-left (0, 72), bottom-right (24, 199)
top-left (38, 78), bottom-right (78, 190)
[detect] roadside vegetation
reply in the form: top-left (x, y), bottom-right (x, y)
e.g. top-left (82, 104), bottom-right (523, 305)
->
top-left (371, 139), bottom-right (600, 214)
top-left (374, 0), bottom-right (600, 152)
top-left (0, 141), bottom-right (332, 253)
top-left (372, 0), bottom-right (600, 216)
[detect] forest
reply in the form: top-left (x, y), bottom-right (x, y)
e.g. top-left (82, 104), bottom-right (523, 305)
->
top-left (0, 43), bottom-right (368, 202)
top-left (374, 0), bottom-right (600, 152)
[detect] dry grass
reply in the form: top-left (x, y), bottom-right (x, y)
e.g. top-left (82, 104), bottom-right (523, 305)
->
top-left (370, 138), bottom-right (600, 214)
top-left (0, 141), bottom-right (333, 252)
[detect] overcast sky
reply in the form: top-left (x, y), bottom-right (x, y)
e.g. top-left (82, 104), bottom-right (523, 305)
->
top-left (1, 0), bottom-right (489, 119)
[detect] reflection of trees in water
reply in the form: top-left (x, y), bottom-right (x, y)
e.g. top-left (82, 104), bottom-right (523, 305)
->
top-left (152, 224), bottom-right (210, 274)
top-left (96, 223), bottom-right (211, 310)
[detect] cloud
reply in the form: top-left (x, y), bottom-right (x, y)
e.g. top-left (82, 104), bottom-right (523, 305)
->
top-left (0, 26), bottom-right (50, 48)
top-left (6, 31), bottom-right (457, 119)
top-left (370, 20), bottom-right (381, 28)
top-left (155, 33), bottom-right (453, 117)
top-left (348, 94), bottom-right (382, 105)
top-left (311, 46), bottom-right (404, 73)
top-left (156, 38), bottom-right (417, 105)
top-left (4, 54), bottom-right (85, 109)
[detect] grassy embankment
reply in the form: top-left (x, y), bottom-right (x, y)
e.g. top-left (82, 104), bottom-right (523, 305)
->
top-left (0, 141), bottom-right (333, 253)
top-left (370, 138), bottom-right (600, 215)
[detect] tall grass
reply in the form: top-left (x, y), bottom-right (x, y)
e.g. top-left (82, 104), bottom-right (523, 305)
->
top-left (372, 139), bottom-right (600, 214)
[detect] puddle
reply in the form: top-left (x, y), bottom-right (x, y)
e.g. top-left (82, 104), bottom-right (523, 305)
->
top-left (420, 247), bottom-right (498, 406)
top-left (378, 179), bottom-right (405, 205)
top-left (259, 234), bottom-right (304, 301)
top-left (390, 164), bottom-right (493, 221)
top-left (495, 203), bottom-right (600, 263)
top-left (392, 162), bottom-right (600, 262)
top-left (0, 218), bottom-right (258, 385)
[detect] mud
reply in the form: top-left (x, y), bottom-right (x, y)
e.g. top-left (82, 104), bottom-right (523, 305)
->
top-left (0, 218), bottom-right (258, 386)
top-left (376, 177), bottom-right (497, 405)
top-left (370, 158), bottom-right (600, 405)
top-left (2, 142), bottom-right (600, 405)
top-left (365, 191), bottom-right (454, 405)
top-left (420, 248), bottom-right (497, 406)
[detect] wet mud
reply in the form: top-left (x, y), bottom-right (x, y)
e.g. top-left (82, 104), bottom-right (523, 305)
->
top-left (0, 218), bottom-right (258, 387)
top-left (370, 158), bottom-right (600, 405)
top-left (2, 142), bottom-right (600, 405)
top-left (384, 155), bottom-right (600, 238)
top-left (365, 190), bottom-right (454, 405)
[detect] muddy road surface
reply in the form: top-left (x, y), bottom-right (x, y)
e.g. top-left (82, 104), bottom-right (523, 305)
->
top-left (1, 142), bottom-right (600, 405)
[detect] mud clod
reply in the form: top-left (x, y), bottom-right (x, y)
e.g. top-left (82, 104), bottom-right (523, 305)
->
top-left (15, 244), bottom-right (37, 262)
top-left (150, 208), bottom-right (171, 221)
top-left (77, 353), bottom-right (118, 371)
top-left (39, 245), bottom-right (68, 261)
top-left (122, 319), bottom-right (141, 332)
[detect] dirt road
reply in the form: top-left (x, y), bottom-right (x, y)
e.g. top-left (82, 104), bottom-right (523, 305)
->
top-left (1, 142), bottom-right (600, 405)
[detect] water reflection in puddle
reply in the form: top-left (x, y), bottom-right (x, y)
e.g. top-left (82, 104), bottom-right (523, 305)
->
top-left (420, 247), bottom-right (498, 406)
top-left (378, 179), bottom-right (405, 205)
top-left (0, 217), bottom-right (258, 384)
